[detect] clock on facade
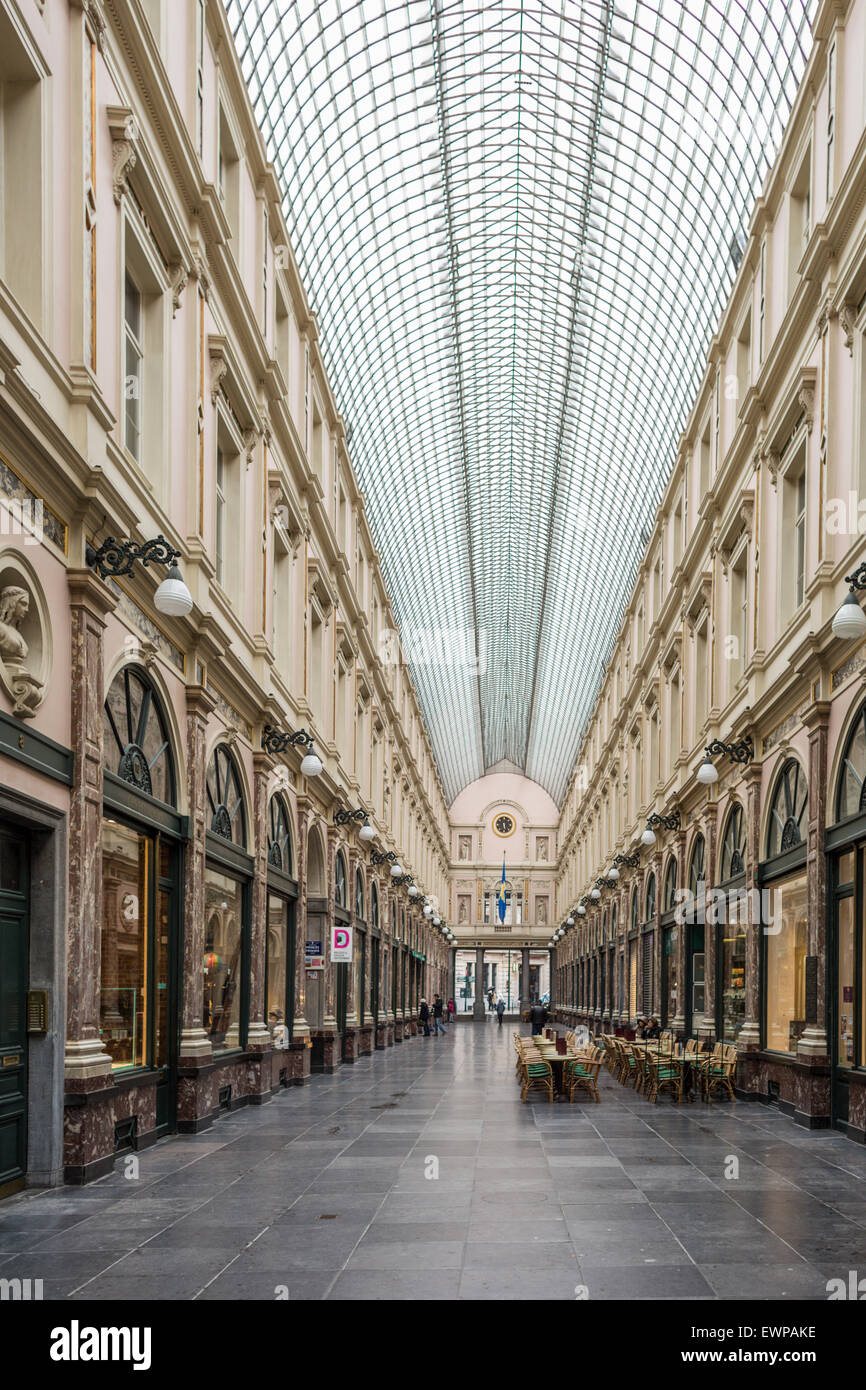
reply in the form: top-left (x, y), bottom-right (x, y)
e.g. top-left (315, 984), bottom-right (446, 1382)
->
top-left (492, 811), bottom-right (516, 837)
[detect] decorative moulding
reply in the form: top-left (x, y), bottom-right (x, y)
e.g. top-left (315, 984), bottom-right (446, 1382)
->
top-left (106, 105), bottom-right (138, 205)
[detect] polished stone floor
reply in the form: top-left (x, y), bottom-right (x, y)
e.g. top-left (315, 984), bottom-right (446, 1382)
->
top-left (2, 1023), bottom-right (866, 1300)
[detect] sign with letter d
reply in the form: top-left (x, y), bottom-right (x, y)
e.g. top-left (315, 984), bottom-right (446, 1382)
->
top-left (331, 924), bottom-right (353, 962)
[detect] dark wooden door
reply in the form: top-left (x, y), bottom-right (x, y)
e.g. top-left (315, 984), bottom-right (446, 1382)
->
top-left (0, 829), bottom-right (28, 1197)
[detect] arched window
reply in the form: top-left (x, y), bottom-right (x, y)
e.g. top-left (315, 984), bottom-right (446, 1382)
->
top-left (602, 909), bottom-right (607, 945)
top-left (206, 744), bottom-right (246, 845)
top-left (644, 872), bottom-right (656, 921)
top-left (719, 803), bottom-right (745, 881)
top-left (266, 793), bottom-right (292, 872)
top-left (355, 868), bottom-right (365, 920)
top-left (103, 665), bottom-right (175, 805)
top-left (767, 759), bottom-right (807, 857)
top-left (630, 887), bottom-right (639, 932)
top-left (335, 852), bottom-right (347, 908)
top-left (370, 882), bottom-right (379, 931)
top-left (837, 704), bottom-right (866, 821)
top-left (688, 835), bottom-right (705, 894)
top-left (610, 902), bottom-right (617, 941)
top-left (663, 858), bottom-right (677, 913)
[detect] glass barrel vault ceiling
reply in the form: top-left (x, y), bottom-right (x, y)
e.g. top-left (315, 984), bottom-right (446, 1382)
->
top-left (226, 0), bottom-right (817, 807)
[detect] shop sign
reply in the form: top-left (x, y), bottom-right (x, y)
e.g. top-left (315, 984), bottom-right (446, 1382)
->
top-left (331, 925), bottom-right (353, 962)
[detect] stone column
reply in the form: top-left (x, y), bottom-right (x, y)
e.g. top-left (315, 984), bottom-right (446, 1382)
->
top-left (473, 945), bottom-right (486, 1020)
top-left (799, 702), bottom-right (831, 1060)
top-left (175, 685), bottom-right (217, 1129)
top-left (548, 948), bottom-right (556, 1010)
top-left (520, 945), bottom-right (531, 1016)
top-left (64, 571), bottom-right (117, 1175)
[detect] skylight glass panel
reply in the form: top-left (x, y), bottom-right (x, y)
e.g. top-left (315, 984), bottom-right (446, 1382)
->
top-left (226, 0), bottom-right (817, 805)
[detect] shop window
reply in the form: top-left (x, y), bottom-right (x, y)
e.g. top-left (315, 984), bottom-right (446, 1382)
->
top-left (718, 803), bottom-right (747, 1042)
top-left (206, 744), bottom-right (247, 846)
top-left (836, 704), bottom-right (866, 821)
top-left (266, 793), bottom-right (293, 873)
top-left (266, 892), bottom-right (292, 1049)
top-left (100, 669), bottom-right (177, 1073)
top-left (764, 872), bottom-right (808, 1054)
top-left (663, 926), bottom-right (678, 1025)
top-left (766, 758), bottom-right (807, 857)
top-left (203, 866), bottom-right (244, 1051)
top-left (103, 666), bottom-right (175, 805)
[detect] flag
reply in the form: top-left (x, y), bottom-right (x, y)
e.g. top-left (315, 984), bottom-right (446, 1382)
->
top-left (497, 857), bottom-right (507, 923)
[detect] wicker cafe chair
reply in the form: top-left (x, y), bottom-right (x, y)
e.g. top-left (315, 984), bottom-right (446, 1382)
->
top-left (564, 1057), bottom-right (601, 1104)
top-left (701, 1044), bottom-right (738, 1103)
top-left (521, 1059), bottom-right (555, 1103)
top-left (646, 1052), bottom-right (684, 1105)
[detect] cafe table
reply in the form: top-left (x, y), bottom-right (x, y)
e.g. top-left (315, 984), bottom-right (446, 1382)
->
top-left (532, 1040), bottom-right (594, 1099)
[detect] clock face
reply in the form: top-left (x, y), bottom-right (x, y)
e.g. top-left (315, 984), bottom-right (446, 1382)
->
top-left (492, 812), bottom-right (516, 837)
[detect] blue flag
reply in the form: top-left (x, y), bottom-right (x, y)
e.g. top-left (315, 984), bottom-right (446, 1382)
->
top-left (497, 857), bottom-right (507, 923)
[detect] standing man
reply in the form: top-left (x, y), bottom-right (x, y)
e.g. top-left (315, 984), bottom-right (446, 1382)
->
top-left (495, 997), bottom-right (506, 1028)
top-left (432, 994), bottom-right (447, 1036)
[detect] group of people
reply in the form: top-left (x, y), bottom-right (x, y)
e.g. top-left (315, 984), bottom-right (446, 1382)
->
top-left (635, 1016), bottom-right (661, 1039)
top-left (418, 994), bottom-right (455, 1036)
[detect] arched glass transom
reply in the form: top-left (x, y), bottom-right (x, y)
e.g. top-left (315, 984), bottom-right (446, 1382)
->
top-left (767, 759), bottom-right (808, 857)
top-left (630, 888), bottom-right (639, 933)
top-left (335, 852), bottom-right (347, 908)
top-left (103, 665), bottom-right (175, 805)
top-left (206, 744), bottom-right (246, 846)
top-left (645, 873), bottom-right (656, 923)
top-left (689, 836), bottom-right (706, 896)
top-left (663, 858), bottom-right (677, 914)
top-left (720, 803), bottom-right (745, 881)
top-left (836, 703), bottom-right (866, 822)
top-left (370, 882), bottom-right (379, 932)
top-left (226, 0), bottom-right (817, 803)
top-left (355, 868), bottom-right (365, 921)
top-left (267, 793), bottom-right (292, 872)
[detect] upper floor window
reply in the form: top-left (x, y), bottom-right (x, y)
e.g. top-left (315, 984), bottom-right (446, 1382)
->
top-left (644, 872), bottom-right (656, 923)
top-left (124, 272), bottom-right (143, 462)
top-left (826, 40), bottom-right (836, 201)
top-left (663, 858), bottom-right (677, 914)
top-left (335, 852), bottom-right (347, 908)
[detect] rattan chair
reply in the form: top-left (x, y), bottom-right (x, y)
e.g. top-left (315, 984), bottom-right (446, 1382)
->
top-left (564, 1057), bottom-right (601, 1103)
top-left (521, 1059), bottom-right (555, 1103)
top-left (646, 1052), bottom-right (684, 1104)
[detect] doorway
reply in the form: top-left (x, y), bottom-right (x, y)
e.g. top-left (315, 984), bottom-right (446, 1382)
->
top-left (830, 847), bottom-right (858, 1129)
top-left (0, 827), bottom-right (28, 1197)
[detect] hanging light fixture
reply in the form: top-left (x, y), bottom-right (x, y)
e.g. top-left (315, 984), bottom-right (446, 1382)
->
top-left (832, 566), bottom-right (866, 640)
top-left (86, 535), bottom-right (193, 617)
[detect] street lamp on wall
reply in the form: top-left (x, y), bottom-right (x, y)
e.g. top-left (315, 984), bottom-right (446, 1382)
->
top-left (86, 534), bottom-right (193, 617)
top-left (832, 562), bottom-right (866, 640)
top-left (696, 736), bottom-right (753, 786)
top-left (336, 806), bottom-right (375, 841)
top-left (262, 724), bottom-right (323, 777)
top-left (641, 808), bottom-right (681, 846)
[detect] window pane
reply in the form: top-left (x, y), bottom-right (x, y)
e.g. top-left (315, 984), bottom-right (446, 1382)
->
top-left (837, 895), bottom-right (855, 1069)
top-left (765, 873), bottom-right (808, 1054)
top-left (204, 866), bottom-right (244, 1051)
top-left (266, 894), bottom-right (290, 1047)
top-left (719, 921), bottom-right (746, 1043)
top-left (100, 819), bottom-right (148, 1070)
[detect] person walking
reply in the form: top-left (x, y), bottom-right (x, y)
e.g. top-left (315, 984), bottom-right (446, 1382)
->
top-left (529, 999), bottom-right (548, 1035)
top-left (432, 994), bottom-right (447, 1036)
top-left (419, 998), bottom-right (431, 1036)
top-left (495, 997), bottom-right (506, 1028)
